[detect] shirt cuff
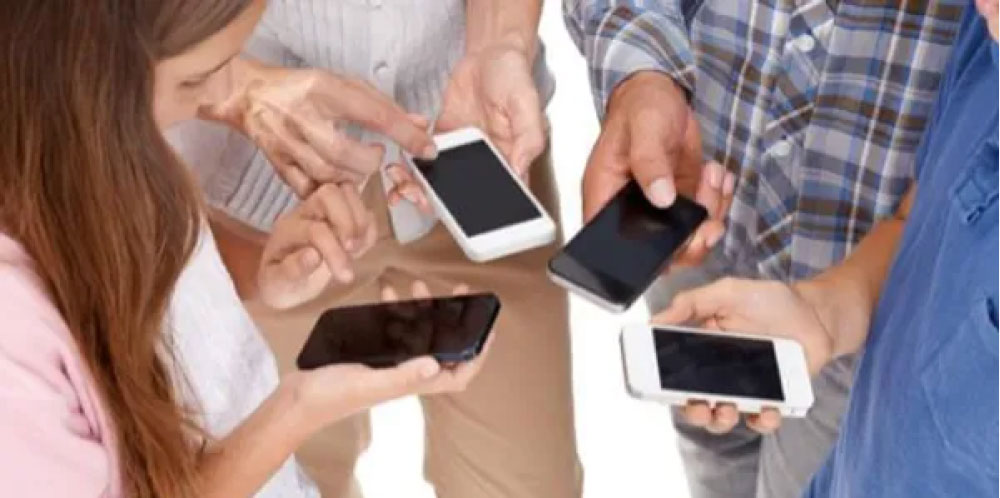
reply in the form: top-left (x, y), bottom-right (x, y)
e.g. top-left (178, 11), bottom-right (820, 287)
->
top-left (586, 6), bottom-right (696, 119)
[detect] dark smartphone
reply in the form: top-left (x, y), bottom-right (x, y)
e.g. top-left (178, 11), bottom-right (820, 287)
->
top-left (296, 293), bottom-right (501, 369)
top-left (548, 181), bottom-right (707, 312)
top-left (652, 327), bottom-right (784, 401)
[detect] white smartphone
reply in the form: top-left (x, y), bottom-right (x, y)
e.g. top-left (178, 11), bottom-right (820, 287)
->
top-left (620, 324), bottom-right (814, 417)
top-left (409, 127), bottom-right (556, 262)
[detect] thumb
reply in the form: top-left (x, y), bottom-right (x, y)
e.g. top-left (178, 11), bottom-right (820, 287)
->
top-left (628, 115), bottom-right (683, 208)
top-left (652, 279), bottom-right (738, 326)
top-left (364, 356), bottom-right (440, 400)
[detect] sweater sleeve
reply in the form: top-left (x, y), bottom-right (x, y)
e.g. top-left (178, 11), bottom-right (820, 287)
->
top-left (0, 263), bottom-right (115, 497)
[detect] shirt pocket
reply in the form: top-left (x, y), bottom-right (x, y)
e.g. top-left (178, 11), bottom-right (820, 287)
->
top-left (919, 297), bottom-right (999, 477)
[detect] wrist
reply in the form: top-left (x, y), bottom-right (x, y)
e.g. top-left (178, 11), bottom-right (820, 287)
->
top-left (274, 374), bottom-right (326, 442)
top-left (792, 274), bottom-right (866, 361)
top-left (607, 70), bottom-right (688, 114)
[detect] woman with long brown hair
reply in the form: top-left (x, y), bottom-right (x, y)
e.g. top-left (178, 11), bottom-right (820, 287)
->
top-left (0, 1), bottom-right (486, 497)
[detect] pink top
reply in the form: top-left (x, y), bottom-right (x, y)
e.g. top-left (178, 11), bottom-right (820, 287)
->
top-left (0, 234), bottom-right (120, 497)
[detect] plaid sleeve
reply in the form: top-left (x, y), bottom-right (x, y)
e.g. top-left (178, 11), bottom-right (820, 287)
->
top-left (563, 0), bottom-right (696, 119)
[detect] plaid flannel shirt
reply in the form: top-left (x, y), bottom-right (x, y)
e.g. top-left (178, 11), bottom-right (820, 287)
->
top-left (564, 0), bottom-right (965, 280)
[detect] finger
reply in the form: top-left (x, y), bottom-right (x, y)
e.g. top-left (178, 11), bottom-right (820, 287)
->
top-left (278, 246), bottom-right (322, 282)
top-left (406, 113), bottom-right (430, 130)
top-left (501, 84), bottom-right (545, 175)
top-left (337, 80), bottom-right (436, 159)
top-left (310, 185), bottom-right (359, 249)
top-left (695, 161), bottom-right (726, 219)
top-left (411, 280), bottom-right (432, 299)
top-left (746, 408), bottom-right (783, 434)
top-left (259, 109), bottom-right (340, 183)
top-left (682, 401), bottom-right (713, 427)
top-left (705, 404), bottom-right (740, 434)
top-left (261, 147), bottom-right (317, 197)
top-left (652, 278), bottom-right (742, 326)
top-left (452, 284), bottom-right (470, 295)
top-left (338, 184), bottom-right (372, 247)
top-left (364, 356), bottom-right (441, 400)
top-left (628, 113), bottom-right (682, 208)
top-left (582, 119), bottom-right (630, 221)
top-left (295, 119), bottom-right (384, 179)
top-left (386, 163), bottom-right (431, 212)
top-left (306, 221), bottom-right (354, 283)
top-left (381, 284), bottom-right (401, 302)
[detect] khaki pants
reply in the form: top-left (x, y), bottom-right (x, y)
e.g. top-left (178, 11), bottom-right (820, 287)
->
top-left (244, 152), bottom-right (583, 498)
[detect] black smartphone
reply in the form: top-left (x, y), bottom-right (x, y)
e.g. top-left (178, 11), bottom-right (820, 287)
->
top-left (548, 181), bottom-right (707, 312)
top-left (296, 293), bottom-right (501, 369)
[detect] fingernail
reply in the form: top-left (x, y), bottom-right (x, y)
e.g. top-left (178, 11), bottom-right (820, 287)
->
top-left (420, 360), bottom-right (439, 378)
top-left (421, 144), bottom-right (438, 160)
top-left (301, 249), bottom-right (320, 268)
top-left (403, 190), bottom-right (419, 204)
top-left (648, 178), bottom-right (677, 208)
top-left (707, 229), bottom-right (724, 248)
top-left (708, 163), bottom-right (723, 189)
top-left (337, 268), bottom-right (354, 283)
top-left (723, 172), bottom-right (736, 195)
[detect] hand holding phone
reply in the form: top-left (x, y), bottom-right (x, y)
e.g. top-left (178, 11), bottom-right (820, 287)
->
top-left (635, 277), bottom-right (836, 434)
top-left (296, 290), bottom-right (501, 370)
top-left (549, 181), bottom-right (708, 312)
top-left (410, 127), bottom-right (556, 262)
top-left (620, 324), bottom-right (815, 430)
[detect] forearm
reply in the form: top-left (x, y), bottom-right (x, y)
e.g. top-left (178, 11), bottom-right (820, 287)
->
top-left (465, 0), bottom-right (543, 57)
top-left (797, 187), bottom-right (916, 358)
top-left (197, 385), bottom-right (312, 498)
top-left (208, 210), bottom-right (266, 300)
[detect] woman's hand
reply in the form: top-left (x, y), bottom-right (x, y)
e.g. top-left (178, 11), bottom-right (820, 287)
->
top-left (202, 60), bottom-right (437, 196)
top-left (258, 183), bottom-right (376, 310)
top-left (282, 276), bottom-right (491, 435)
top-left (652, 278), bottom-right (836, 434)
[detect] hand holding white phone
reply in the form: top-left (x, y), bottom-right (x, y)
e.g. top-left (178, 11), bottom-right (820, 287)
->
top-left (409, 127), bottom-right (555, 262)
top-left (620, 324), bottom-right (815, 426)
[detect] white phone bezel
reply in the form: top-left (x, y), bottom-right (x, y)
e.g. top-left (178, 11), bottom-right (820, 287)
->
top-left (408, 127), bottom-right (555, 262)
top-left (620, 323), bottom-right (814, 417)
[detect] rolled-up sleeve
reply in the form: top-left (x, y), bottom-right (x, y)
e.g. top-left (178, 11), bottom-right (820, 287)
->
top-left (562, 0), bottom-right (696, 119)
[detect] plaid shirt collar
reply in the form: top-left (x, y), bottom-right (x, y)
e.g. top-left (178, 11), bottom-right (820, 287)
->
top-left (566, 0), bottom-right (965, 280)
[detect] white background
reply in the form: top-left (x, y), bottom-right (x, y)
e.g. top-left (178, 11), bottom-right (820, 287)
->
top-left (354, 2), bottom-right (692, 496)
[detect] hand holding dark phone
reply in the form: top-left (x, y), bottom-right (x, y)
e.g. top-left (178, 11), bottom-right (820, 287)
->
top-left (548, 181), bottom-right (708, 312)
top-left (297, 293), bottom-right (501, 369)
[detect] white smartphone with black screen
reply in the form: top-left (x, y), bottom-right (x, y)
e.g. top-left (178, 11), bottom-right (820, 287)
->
top-left (620, 324), bottom-right (814, 417)
top-left (548, 181), bottom-right (707, 313)
top-left (410, 127), bottom-right (555, 262)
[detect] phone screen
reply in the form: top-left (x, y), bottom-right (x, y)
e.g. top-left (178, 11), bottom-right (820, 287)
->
top-left (549, 181), bottom-right (707, 307)
top-left (297, 293), bottom-right (501, 369)
top-left (653, 328), bottom-right (785, 401)
top-left (413, 140), bottom-right (541, 237)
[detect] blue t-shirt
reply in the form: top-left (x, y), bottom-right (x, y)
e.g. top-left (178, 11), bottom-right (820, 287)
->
top-left (805, 8), bottom-right (999, 498)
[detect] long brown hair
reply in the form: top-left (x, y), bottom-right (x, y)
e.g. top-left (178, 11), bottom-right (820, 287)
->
top-left (0, 2), bottom-right (253, 496)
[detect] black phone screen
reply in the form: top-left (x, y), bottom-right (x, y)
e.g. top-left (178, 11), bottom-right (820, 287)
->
top-left (653, 328), bottom-right (785, 401)
top-left (549, 181), bottom-right (707, 307)
top-left (412, 140), bottom-right (541, 237)
top-left (296, 293), bottom-right (501, 369)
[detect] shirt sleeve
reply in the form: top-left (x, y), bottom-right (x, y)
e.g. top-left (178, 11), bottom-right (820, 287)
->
top-left (562, 0), bottom-right (696, 119)
top-left (0, 268), bottom-right (112, 497)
